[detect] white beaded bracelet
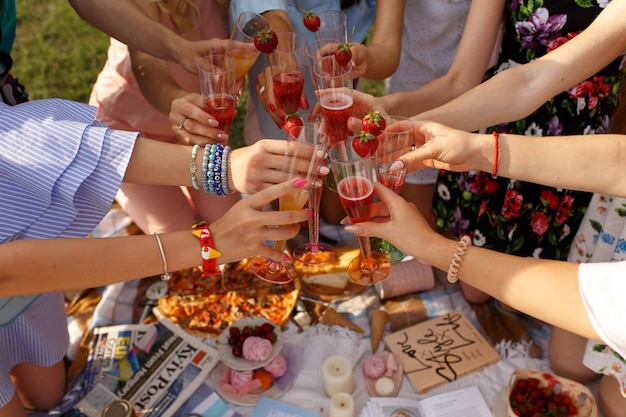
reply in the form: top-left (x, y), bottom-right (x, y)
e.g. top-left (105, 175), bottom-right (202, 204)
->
top-left (447, 235), bottom-right (472, 283)
top-left (153, 232), bottom-right (172, 281)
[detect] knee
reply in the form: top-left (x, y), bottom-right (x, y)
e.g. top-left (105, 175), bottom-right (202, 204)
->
top-left (460, 281), bottom-right (491, 304)
top-left (548, 328), bottom-right (598, 383)
top-left (598, 374), bottom-right (626, 417)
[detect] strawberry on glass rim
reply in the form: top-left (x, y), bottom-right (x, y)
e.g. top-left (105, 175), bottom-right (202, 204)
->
top-left (301, 10), bottom-right (321, 32)
top-left (283, 112), bottom-right (304, 136)
top-left (254, 28), bottom-right (278, 54)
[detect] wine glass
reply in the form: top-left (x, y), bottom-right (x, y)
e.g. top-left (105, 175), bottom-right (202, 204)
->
top-left (251, 124), bottom-right (331, 284)
top-left (226, 11), bottom-right (270, 84)
top-left (316, 10), bottom-right (348, 43)
top-left (268, 32), bottom-right (306, 121)
top-left (305, 38), bottom-right (341, 90)
top-left (197, 54), bottom-right (237, 134)
top-left (329, 140), bottom-right (391, 285)
top-left (292, 114), bottom-right (336, 264)
top-left (372, 116), bottom-right (414, 263)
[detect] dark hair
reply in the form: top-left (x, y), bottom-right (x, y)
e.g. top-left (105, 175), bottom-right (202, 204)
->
top-left (341, 0), bottom-right (361, 9)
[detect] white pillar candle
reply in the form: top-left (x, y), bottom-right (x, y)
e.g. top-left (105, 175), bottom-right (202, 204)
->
top-left (329, 392), bottom-right (354, 417)
top-left (322, 355), bottom-right (354, 396)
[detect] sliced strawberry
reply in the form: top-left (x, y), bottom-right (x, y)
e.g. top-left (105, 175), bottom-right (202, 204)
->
top-left (254, 28), bottom-right (278, 54)
top-left (361, 111), bottom-right (386, 136)
top-left (302, 11), bottom-right (320, 32)
top-left (334, 43), bottom-right (352, 67)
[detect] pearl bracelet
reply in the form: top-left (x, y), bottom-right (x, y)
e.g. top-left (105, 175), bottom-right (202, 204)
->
top-left (447, 235), bottom-right (472, 283)
top-left (189, 144), bottom-right (200, 190)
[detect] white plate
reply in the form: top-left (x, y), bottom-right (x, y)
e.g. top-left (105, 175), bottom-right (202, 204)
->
top-left (210, 361), bottom-right (292, 406)
top-left (217, 317), bottom-right (284, 371)
top-left (492, 387), bottom-right (508, 417)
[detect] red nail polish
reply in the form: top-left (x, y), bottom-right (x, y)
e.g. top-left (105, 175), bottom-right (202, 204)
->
top-left (269, 104), bottom-right (276, 112)
top-left (284, 254), bottom-right (292, 262)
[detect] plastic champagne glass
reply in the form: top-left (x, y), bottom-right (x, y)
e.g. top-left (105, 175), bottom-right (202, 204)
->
top-left (251, 125), bottom-right (330, 284)
top-left (226, 11), bottom-right (269, 83)
top-left (197, 54), bottom-right (237, 134)
top-left (268, 32), bottom-right (306, 120)
top-left (329, 140), bottom-right (391, 285)
top-left (372, 116), bottom-right (415, 262)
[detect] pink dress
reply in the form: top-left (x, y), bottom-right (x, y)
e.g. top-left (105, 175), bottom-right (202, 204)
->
top-left (90, 2), bottom-right (239, 234)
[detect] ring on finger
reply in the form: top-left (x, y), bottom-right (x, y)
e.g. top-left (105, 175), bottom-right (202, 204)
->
top-left (259, 86), bottom-right (266, 96)
top-left (179, 116), bottom-right (189, 131)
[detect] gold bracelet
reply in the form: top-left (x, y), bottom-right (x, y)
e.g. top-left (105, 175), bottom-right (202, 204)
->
top-left (153, 232), bottom-right (172, 281)
top-left (447, 235), bottom-right (472, 283)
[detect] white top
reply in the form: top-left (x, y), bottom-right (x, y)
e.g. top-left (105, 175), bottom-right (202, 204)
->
top-left (579, 261), bottom-right (626, 359)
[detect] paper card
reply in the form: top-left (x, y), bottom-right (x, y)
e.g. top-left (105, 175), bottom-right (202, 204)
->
top-left (383, 310), bottom-right (500, 393)
top-left (252, 397), bottom-right (320, 417)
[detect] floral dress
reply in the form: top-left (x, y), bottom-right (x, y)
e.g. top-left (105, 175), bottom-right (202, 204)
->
top-left (432, 0), bottom-right (626, 261)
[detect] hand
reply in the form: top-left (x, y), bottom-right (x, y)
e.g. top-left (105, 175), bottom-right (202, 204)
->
top-left (175, 38), bottom-right (229, 74)
top-left (345, 90), bottom-right (387, 132)
top-left (392, 121), bottom-right (482, 174)
top-left (257, 67), bottom-right (309, 129)
top-left (228, 139), bottom-right (289, 194)
top-left (343, 182), bottom-right (437, 259)
top-left (349, 43), bottom-right (368, 79)
top-left (170, 93), bottom-right (230, 145)
top-left (210, 178), bottom-right (309, 263)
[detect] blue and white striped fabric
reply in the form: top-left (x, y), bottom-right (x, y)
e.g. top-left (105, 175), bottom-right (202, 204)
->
top-left (0, 99), bottom-right (138, 406)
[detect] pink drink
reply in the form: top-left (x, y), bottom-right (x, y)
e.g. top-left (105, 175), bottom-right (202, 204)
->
top-left (273, 71), bottom-right (304, 114)
top-left (379, 170), bottom-right (406, 193)
top-left (320, 92), bottom-right (352, 144)
top-left (203, 94), bottom-right (236, 133)
top-left (337, 176), bottom-right (374, 224)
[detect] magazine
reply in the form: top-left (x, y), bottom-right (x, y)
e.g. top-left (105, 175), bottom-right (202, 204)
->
top-left (383, 310), bottom-right (500, 393)
top-left (251, 397), bottom-right (320, 417)
top-left (80, 318), bottom-right (219, 417)
top-left (360, 386), bottom-right (493, 417)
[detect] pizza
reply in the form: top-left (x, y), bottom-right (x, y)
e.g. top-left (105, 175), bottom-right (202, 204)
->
top-left (157, 258), bottom-right (300, 337)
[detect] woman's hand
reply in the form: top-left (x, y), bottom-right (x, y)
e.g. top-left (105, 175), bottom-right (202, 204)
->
top-left (345, 90), bottom-right (387, 132)
top-left (343, 182), bottom-right (438, 259)
top-left (210, 178), bottom-right (310, 263)
top-left (228, 139), bottom-right (289, 194)
top-left (176, 38), bottom-right (229, 74)
top-left (170, 93), bottom-right (230, 145)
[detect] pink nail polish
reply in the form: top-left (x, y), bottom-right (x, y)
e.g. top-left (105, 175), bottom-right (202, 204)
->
top-left (308, 209), bottom-right (313, 217)
top-left (294, 179), bottom-right (307, 188)
top-left (284, 254), bottom-right (292, 262)
top-left (269, 104), bottom-right (276, 112)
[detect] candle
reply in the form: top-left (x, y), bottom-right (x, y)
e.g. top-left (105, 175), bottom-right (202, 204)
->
top-left (329, 392), bottom-right (354, 417)
top-left (322, 355), bottom-right (354, 396)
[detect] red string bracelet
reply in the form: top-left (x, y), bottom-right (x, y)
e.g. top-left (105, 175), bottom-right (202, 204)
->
top-left (492, 131), bottom-right (500, 178)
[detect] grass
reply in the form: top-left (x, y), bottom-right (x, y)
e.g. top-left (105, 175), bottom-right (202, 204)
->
top-left (12, 0), bottom-right (385, 148)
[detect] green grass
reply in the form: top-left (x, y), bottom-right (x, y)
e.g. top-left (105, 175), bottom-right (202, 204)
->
top-left (12, 0), bottom-right (384, 148)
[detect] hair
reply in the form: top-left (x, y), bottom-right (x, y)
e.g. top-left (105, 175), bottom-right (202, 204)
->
top-left (152, 0), bottom-right (230, 39)
top-left (341, 0), bottom-right (361, 8)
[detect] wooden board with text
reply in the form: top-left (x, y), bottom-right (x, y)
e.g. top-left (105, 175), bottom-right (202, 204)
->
top-left (383, 310), bottom-right (500, 393)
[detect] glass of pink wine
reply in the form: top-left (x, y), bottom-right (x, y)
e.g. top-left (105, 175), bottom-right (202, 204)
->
top-left (268, 32), bottom-right (306, 127)
top-left (226, 11), bottom-right (270, 86)
top-left (329, 140), bottom-right (391, 285)
top-left (292, 114), bottom-right (336, 265)
top-left (372, 116), bottom-right (414, 263)
top-left (197, 54), bottom-right (237, 135)
top-left (251, 124), bottom-right (331, 284)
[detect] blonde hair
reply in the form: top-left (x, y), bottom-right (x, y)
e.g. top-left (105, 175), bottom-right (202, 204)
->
top-left (152, 0), bottom-right (230, 38)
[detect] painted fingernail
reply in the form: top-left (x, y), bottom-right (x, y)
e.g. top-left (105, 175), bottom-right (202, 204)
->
top-left (340, 217), bottom-right (349, 225)
top-left (294, 179), bottom-right (307, 188)
top-left (389, 160), bottom-right (406, 171)
top-left (308, 209), bottom-right (313, 217)
top-left (344, 225), bottom-right (362, 233)
top-left (269, 104), bottom-right (276, 113)
top-left (284, 254), bottom-right (292, 262)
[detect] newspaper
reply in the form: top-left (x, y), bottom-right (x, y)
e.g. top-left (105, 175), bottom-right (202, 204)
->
top-left (80, 318), bottom-right (219, 417)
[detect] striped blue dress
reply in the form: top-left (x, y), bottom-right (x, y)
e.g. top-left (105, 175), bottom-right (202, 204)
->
top-left (0, 99), bottom-right (137, 406)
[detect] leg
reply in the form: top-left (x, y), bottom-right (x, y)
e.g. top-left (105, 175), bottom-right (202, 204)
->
top-left (548, 327), bottom-right (599, 383)
top-left (320, 185), bottom-right (346, 225)
top-left (598, 374), bottom-right (626, 417)
top-left (399, 183), bottom-right (437, 230)
top-left (0, 394), bottom-right (28, 417)
top-left (11, 360), bottom-right (65, 411)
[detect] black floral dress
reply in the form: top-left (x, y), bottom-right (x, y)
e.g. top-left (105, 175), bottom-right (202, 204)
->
top-left (432, 0), bottom-right (626, 260)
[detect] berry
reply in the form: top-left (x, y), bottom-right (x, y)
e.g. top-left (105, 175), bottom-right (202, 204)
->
top-left (254, 28), bottom-right (278, 54)
top-left (334, 43), bottom-right (352, 67)
top-left (361, 111), bottom-right (386, 136)
top-left (352, 131), bottom-right (377, 157)
top-left (283, 113), bottom-right (304, 136)
top-left (302, 11), bottom-right (320, 32)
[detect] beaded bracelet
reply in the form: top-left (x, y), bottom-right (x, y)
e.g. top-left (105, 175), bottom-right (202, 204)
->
top-left (202, 144), bottom-right (222, 193)
top-left (189, 144), bottom-right (200, 190)
top-left (153, 233), bottom-right (172, 281)
top-left (492, 131), bottom-right (500, 178)
top-left (447, 235), bottom-right (472, 283)
top-left (218, 145), bottom-right (231, 196)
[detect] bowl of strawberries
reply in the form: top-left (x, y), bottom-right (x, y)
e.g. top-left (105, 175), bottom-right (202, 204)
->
top-left (504, 369), bottom-right (598, 417)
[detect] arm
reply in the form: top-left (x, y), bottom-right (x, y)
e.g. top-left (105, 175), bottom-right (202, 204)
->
top-left (0, 178), bottom-right (308, 296)
top-left (345, 183), bottom-right (598, 341)
top-left (350, 0), bottom-right (405, 80)
top-left (378, 0), bottom-right (504, 116)
top-left (398, 121), bottom-right (626, 198)
top-left (69, 0), bottom-right (220, 73)
top-left (412, 0), bottom-right (626, 131)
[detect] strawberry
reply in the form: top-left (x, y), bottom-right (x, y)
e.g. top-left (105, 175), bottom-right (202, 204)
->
top-left (302, 10), bottom-right (320, 32)
top-left (334, 42), bottom-right (352, 67)
top-left (283, 113), bottom-right (304, 136)
top-left (361, 111), bottom-right (386, 136)
top-left (352, 131), bottom-right (378, 157)
top-left (254, 28), bottom-right (278, 54)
